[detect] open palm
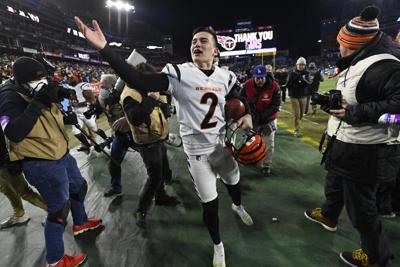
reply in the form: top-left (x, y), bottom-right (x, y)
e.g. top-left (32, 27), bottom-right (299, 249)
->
top-left (74, 16), bottom-right (107, 50)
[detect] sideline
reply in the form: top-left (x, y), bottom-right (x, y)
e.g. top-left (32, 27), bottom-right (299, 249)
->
top-left (277, 116), bottom-right (321, 148)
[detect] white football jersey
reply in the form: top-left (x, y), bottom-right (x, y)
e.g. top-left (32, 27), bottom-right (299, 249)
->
top-left (162, 63), bottom-right (237, 155)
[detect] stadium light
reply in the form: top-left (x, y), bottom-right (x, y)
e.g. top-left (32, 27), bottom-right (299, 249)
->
top-left (397, 16), bottom-right (400, 22)
top-left (106, 0), bottom-right (135, 12)
top-left (317, 40), bottom-right (322, 43)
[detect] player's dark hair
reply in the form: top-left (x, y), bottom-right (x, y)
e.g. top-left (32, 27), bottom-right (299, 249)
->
top-left (192, 26), bottom-right (218, 48)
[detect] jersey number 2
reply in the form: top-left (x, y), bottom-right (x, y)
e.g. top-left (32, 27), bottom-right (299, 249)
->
top-left (200, 92), bottom-right (218, 129)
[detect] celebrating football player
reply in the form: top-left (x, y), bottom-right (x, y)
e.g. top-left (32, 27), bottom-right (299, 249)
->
top-left (76, 17), bottom-right (255, 267)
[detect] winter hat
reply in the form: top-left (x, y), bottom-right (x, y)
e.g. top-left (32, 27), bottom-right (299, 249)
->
top-left (252, 65), bottom-right (267, 78)
top-left (296, 57), bottom-right (306, 65)
top-left (337, 6), bottom-right (380, 50)
top-left (12, 57), bottom-right (47, 83)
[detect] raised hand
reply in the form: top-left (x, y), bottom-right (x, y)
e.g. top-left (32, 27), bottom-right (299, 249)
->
top-left (74, 16), bottom-right (107, 50)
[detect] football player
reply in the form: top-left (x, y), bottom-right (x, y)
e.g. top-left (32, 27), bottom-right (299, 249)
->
top-left (76, 17), bottom-right (253, 267)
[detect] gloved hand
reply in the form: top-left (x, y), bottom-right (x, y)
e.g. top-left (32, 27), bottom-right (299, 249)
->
top-left (32, 83), bottom-right (61, 107)
top-left (63, 111), bottom-right (78, 125)
top-left (58, 88), bottom-right (77, 101)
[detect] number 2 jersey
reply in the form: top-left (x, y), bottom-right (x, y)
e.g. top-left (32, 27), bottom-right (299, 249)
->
top-left (162, 63), bottom-right (237, 155)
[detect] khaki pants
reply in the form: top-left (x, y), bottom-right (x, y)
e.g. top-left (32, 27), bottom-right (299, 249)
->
top-left (261, 131), bottom-right (275, 169)
top-left (0, 166), bottom-right (47, 216)
top-left (291, 97), bottom-right (307, 131)
top-left (254, 120), bottom-right (276, 169)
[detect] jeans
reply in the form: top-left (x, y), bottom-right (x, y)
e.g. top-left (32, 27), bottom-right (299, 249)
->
top-left (22, 153), bottom-right (88, 263)
top-left (109, 132), bottom-right (132, 192)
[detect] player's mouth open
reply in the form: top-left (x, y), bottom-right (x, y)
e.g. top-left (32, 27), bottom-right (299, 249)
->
top-left (193, 49), bottom-right (202, 55)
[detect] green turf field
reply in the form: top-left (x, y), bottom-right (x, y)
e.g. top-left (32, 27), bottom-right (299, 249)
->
top-left (278, 76), bottom-right (338, 149)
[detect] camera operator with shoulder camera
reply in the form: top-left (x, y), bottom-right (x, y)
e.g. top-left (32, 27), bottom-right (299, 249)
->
top-left (304, 6), bottom-right (400, 267)
top-left (71, 81), bottom-right (111, 153)
top-left (95, 73), bottom-right (132, 197)
top-left (0, 56), bottom-right (103, 266)
top-left (120, 62), bottom-right (179, 228)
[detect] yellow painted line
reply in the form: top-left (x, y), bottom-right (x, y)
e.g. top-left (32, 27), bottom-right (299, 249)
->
top-left (277, 119), bottom-right (320, 148)
top-left (281, 109), bottom-right (319, 125)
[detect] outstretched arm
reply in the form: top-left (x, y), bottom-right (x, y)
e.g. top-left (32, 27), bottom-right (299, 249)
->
top-left (74, 17), bottom-right (169, 92)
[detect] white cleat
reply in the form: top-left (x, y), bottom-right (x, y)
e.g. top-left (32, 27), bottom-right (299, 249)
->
top-left (232, 204), bottom-right (253, 226)
top-left (213, 242), bottom-right (226, 267)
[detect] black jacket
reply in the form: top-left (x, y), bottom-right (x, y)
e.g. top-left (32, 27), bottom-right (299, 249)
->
top-left (340, 32), bottom-right (400, 125)
top-left (286, 69), bottom-right (312, 98)
top-left (0, 127), bottom-right (8, 168)
top-left (326, 32), bottom-right (400, 183)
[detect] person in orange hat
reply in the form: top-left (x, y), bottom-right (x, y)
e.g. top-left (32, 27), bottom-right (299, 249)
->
top-left (304, 5), bottom-right (400, 267)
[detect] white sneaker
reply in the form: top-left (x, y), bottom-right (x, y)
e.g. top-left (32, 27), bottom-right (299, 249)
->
top-left (0, 214), bottom-right (30, 229)
top-left (232, 204), bottom-right (253, 226)
top-left (213, 242), bottom-right (226, 267)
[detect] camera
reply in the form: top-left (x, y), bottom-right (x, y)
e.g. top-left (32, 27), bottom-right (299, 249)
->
top-left (83, 106), bottom-right (98, 119)
top-left (104, 89), bottom-right (121, 107)
top-left (311, 89), bottom-right (343, 110)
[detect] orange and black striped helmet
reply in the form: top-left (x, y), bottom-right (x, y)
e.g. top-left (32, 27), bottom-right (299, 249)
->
top-left (225, 122), bottom-right (266, 166)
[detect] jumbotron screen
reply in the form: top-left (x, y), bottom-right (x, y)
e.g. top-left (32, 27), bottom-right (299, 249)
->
top-left (216, 26), bottom-right (277, 57)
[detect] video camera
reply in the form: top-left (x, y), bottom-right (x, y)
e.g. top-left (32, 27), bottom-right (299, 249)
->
top-left (83, 105), bottom-right (98, 119)
top-left (311, 89), bottom-right (342, 110)
top-left (103, 88), bottom-right (121, 107)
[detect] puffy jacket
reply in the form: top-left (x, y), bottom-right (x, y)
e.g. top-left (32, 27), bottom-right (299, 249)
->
top-left (286, 69), bottom-right (312, 98)
top-left (326, 32), bottom-right (400, 183)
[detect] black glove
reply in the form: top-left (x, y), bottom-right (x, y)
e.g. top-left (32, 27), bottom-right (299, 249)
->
top-left (159, 102), bottom-right (171, 118)
top-left (33, 83), bottom-right (61, 107)
top-left (58, 88), bottom-right (77, 101)
top-left (63, 111), bottom-right (78, 125)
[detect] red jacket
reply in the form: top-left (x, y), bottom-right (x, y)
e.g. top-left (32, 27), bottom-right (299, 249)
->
top-left (243, 78), bottom-right (281, 124)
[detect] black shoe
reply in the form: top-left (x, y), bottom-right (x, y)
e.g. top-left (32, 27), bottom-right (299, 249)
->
top-left (104, 189), bottom-right (123, 197)
top-left (339, 249), bottom-right (381, 267)
top-left (135, 212), bottom-right (146, 228)
top-left (77, 146), bottom-right (90, 154)
top-left (155, 194), bottom-right (180, 206)
top-left (261, 167), bottom-right (271, 177)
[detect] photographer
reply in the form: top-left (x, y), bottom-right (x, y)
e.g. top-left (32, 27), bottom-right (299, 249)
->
top-left (0, 56), bottom-right (103, 266)
top-left (307, 62), bottom-right (324, 115)
top-left (304, 6), bottom-right (400, 267)
top-left (71, 81), bottom-right (111, 153)
top-left (96, 73), bottom-right (132, 197)
top-left (286, 57), bottom-right (312, 137)
top-left (120, 62), bottom-right (178, 228)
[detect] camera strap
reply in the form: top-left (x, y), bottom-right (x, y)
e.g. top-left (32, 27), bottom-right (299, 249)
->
top-left (320, 119), bottom-right (342, 165)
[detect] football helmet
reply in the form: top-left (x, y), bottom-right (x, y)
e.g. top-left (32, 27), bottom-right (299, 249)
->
top-left (225, 121), bottom-right (266, 165)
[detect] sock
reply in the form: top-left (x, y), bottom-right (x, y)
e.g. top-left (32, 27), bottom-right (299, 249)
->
top-left (201, 198), bottom-right (221, 245)
top-left (224, 182), bottom-right (241, 206)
